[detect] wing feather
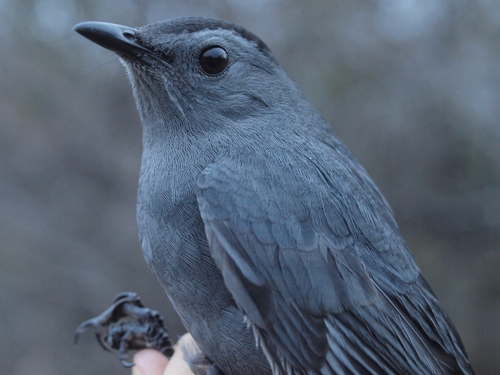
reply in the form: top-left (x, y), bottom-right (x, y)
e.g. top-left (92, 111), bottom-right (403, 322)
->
top-left (196, 139), bottom-right (472, 374)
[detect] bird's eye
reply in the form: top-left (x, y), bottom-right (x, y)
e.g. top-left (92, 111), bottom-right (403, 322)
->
top-left (199, 46), bottom-right (228, 75)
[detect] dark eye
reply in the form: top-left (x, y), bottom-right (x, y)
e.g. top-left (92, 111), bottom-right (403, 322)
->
top-left (199, 46), bottom-right (228, 75)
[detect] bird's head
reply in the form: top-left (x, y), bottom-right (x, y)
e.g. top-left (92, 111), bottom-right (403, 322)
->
top-left (74, 18), bottom-right (297, 139)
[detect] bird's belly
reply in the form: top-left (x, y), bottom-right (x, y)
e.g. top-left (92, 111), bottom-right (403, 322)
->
top-left (137, 205), bottom-right (270, 374)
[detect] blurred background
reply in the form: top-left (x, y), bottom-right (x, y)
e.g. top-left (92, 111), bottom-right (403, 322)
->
top-left (1, 0), bottom-right (499, 374)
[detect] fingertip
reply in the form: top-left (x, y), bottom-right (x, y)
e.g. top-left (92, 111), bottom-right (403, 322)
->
top-left (132, 349), bottom-right (169, 375)
top-left (165, 334), bottom-right (197, 375)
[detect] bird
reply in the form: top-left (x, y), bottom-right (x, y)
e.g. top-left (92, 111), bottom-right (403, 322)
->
top-left (74, 17), bottom-right (474, 375)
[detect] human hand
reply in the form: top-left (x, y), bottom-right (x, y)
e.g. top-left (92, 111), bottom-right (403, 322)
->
top-left (132, 334), bottom-right (195, 375)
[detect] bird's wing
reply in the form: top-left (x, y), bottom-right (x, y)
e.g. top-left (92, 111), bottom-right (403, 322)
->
top-left (196, 139), bottom-right (471, 374)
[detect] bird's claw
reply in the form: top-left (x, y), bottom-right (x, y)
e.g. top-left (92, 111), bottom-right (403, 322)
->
top-left (75, 292), bottom-right (174, 368)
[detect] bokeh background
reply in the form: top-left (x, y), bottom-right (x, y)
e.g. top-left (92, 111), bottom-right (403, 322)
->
top-left (1, 0), bottom-right (499, 374)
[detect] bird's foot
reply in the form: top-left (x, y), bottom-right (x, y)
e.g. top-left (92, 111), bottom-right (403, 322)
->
top-left (75, 291), bottom-right (174, 367)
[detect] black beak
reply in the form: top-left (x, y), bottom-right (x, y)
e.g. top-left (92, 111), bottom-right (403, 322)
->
top-left (73, 21), bottom-right (151, 57)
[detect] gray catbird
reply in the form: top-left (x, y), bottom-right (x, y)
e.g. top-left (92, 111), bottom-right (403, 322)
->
top-left (73, 18), bottom-right (474, 375)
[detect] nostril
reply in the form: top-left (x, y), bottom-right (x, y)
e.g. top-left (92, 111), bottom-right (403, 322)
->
top-left (122, 30), bottom-right (136, 40)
